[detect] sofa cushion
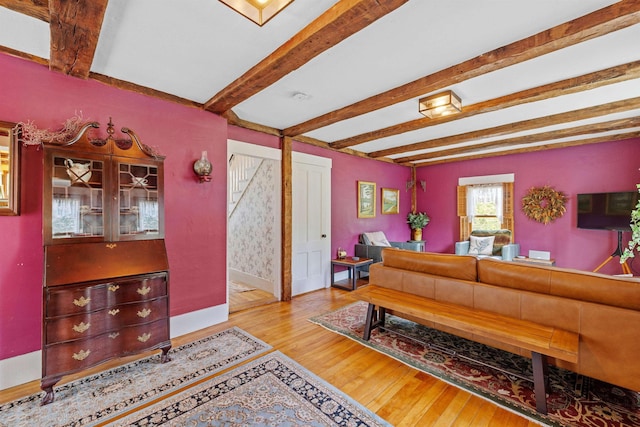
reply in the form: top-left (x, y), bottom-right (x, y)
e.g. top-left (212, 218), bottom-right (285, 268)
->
top-left (362, 231), bottom-right (391, 247)
top-left (381, 248), bottom-right (478, 282)
top-left (470, 229), bottom-right (511, 256)
top-left (468, 235), bottom-right (494, 255)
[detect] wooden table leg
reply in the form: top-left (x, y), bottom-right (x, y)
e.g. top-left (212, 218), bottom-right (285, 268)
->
top-left (531, 352), bottom-right (549, 414)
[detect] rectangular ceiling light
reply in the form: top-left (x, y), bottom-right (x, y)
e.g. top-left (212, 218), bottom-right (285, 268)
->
top-left (219, 0), bottom-right (295, 26)
top-left (418, 90), bottom-right (462, 118)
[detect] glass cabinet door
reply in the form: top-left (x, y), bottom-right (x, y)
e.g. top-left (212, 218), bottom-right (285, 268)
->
top-left (118, 162), bottom-right (160, 238)
top-left (50, 155), bottom-right (104, 240)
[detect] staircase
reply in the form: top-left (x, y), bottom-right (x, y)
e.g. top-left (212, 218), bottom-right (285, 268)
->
top-left (228, 154), bottom-right (263, 216)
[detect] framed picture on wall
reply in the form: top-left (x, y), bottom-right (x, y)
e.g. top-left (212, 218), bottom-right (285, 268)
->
top-left (381, 188), bottom-right (399, 214)
top-left (357, 181), bottom-right (376, 218)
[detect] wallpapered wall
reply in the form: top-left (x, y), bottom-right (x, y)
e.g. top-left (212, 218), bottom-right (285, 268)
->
top-left (228, 159), bottom-right (278, 284)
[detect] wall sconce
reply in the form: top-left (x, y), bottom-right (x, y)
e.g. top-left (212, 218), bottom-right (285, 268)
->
top-left (193, 151), bottom-right (212, 183)
top-left (218, 0), bottom-right (295, 26)
top-left (418, 90), bottom-right (462, 118)
top-left (406, 180), bottom-right (426, 192)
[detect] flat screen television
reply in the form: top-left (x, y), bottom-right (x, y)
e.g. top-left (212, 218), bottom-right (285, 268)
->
top-left (577, 191), bottom-right (638, 231)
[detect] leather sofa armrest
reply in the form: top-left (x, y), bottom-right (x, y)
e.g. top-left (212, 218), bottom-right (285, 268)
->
top-left (501, 243), bottom-right (520, 261)
top-left (455, 241), bottom-right (470, 255)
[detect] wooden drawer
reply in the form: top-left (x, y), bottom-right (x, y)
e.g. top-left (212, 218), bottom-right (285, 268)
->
top-left (43, 319), bottom-right (169, 377)
top-left (46, 274), bottom-right (167, 318)
top-left (45, 298), bottom-right (168, 343)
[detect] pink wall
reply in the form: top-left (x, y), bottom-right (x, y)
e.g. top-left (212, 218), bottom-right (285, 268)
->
top-left (0, 54), bottom-right (228, 359)
top-left (416, 139), bottom-right (640, 274)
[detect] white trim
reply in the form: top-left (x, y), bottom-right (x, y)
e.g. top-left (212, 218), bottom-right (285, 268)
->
top-left (227, 139), bottom-right (282, 161)
top-left (170, 303), bottom-right (228, 339)
top-left (293, 151), bottom-right (332, 169)
top-left (0, 350), bottom-right (41, 390)
top-left (458, 173), bottom-right (514, 186)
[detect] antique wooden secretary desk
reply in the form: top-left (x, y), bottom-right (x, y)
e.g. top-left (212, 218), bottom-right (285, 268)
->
top-left (40, 120), bottom-right (171, 405)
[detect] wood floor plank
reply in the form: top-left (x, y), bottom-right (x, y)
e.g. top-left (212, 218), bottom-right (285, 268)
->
top-left (0, 288), bottom-right (538, 425)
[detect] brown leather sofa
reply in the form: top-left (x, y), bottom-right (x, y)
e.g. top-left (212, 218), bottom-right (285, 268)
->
top-left (369, 248), bottom-right (640, 392)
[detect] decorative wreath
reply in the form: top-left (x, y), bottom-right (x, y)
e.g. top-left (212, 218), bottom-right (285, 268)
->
top-left (521, 185), bottom-right (567, 225)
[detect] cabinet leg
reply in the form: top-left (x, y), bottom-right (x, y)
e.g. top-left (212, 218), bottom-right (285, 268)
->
top-left (160, 345), bottom-right (172, 363)
top-left (40, 375), bottom-right (62, 405)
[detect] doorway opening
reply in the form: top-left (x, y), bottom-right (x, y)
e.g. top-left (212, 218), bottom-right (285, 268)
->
top-left (227, 140), bottom-right (281, 313)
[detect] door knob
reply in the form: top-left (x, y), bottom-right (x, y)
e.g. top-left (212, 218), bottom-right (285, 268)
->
top-left (321, 234), bottom-right (327, 238)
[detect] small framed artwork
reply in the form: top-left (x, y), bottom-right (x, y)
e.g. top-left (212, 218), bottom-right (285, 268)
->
top-left (381, 188), bottom-right (399, 214)
top-left (357, 181), bottom-right (376, 218)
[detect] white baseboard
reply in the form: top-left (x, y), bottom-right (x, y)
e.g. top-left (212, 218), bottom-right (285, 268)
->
top-left (0, 350), bottom-right (41, 391)
top-left (0, 303), bottom-right (229, 391)
top-left (229, 269), bottom-right (274, 294)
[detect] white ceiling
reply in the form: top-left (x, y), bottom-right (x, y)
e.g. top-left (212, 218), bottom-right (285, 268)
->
top-left (0, 0), bottom-right (638, 165)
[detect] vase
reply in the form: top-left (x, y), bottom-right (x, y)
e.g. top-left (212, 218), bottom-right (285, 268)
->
top-left (412, 228), bottom-right (422, 241)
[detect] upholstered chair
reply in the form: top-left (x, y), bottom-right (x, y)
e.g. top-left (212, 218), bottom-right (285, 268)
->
top-left (455, 229), bottom-right (520, 261)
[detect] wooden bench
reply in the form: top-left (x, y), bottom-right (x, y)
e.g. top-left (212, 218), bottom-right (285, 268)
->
top-left (352, 285), bottom-right (579, 414)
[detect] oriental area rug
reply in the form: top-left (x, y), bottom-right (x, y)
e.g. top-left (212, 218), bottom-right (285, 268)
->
top-left (0, 327), bottom-right (272, 427)
top-left (310, 302), bottom-right (640, 427)
top-left (115, 351), bottom-right (391, 426)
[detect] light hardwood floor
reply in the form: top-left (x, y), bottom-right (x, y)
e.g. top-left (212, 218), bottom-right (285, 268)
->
top-left (1, 288), bottom-right (538, 426)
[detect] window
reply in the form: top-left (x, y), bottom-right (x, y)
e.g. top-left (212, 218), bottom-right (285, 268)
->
top-left (457, 174), bottom-right (514, 241)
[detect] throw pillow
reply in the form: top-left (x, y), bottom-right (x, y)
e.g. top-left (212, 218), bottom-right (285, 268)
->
top-left (468, 235), bottom-right (495, 256)
top-left (363, 231), bottom-right (391, 247)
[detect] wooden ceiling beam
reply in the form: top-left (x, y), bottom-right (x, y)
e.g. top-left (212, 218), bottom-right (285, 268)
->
top-left (395, 117), bottom-right (640, 163)
top-left (49, 0), bottom-right (108, 78)
top-left (370, 97), bottom-right (640, 158)
top-left (203, 0), bottom-right (409, 115)
top-left (413, 131), bottom-right (640, 166)
top-left (330, 60), bottom-right (640, 150)
top-left (0, 0), bottom-right (49, 22)
top-left (284, 0), bottom-right (640, 137)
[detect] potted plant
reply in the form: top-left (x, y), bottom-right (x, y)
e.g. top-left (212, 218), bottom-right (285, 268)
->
top-left (407, 211), bottom-right (430, 241)
top-left (621, 184), bottom-right (640, 263)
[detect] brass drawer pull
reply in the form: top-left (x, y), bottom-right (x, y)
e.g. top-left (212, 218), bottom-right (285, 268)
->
top-left (73, 296), bottom-right (91, 307)
top-left (72, 322), bottom-right (90, 333)
top-left (109, 332), bottom-right (120, 339)
top-left (137, 308), bottom-right (151, 318)
top-left (106, 243), bottom-right (117, 249)
top-left (137, 285), bottom-right (151, 296)
top-left (137, 333), bottom-right (151, 343)
top-left (108, 285), bottom-right (120, 292)
top-left (72, 349), bottom-right (91, 361)
top-left (108, 309), bottom-right (120, 316)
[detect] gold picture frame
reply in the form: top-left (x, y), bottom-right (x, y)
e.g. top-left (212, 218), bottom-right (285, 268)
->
top-left (357, 181), bottom-right (376, 218)
top-left (381, 188), bottom-right (399, 214)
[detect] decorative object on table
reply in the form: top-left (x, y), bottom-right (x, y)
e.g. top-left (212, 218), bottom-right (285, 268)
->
top-left (357, 180), bottom-right (376, 218)
top-left (622, 184), bottom-right (640, 263)
top-left (0, 327), bottom-right (271, 426)
top-left (521, 185), bottom-right (567, 224)
top-left (193, 150), bottom-right (212, 182)
top-left (406, 211), bottom-right (430, 241)
top-left (336, 247), bottom-right (347, 259)
top-left (311, 302), bottom-right (640, 427)
top-left (381, 187), bottom-right (399, 214)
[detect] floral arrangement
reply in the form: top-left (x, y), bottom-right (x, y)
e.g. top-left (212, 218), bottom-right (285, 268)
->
top-left (521, 185), bottom-right (567, 225)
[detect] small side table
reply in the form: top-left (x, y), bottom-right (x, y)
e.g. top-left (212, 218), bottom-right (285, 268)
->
top-left (331, 257), bottom-right (374, 291)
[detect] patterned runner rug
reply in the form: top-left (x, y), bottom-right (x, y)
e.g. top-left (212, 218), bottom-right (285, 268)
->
top-left (310, 302), bottom-right (640, 427)
top-left (115, 351), bottom-right (391, 426)
top-left (0, 327), bottom-right (271, 427)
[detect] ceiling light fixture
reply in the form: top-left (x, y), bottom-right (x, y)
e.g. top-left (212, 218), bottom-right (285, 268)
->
top-left (418, 90), bottom-right (462, 118)
top-left (218, 0), bottom-right (295, 26)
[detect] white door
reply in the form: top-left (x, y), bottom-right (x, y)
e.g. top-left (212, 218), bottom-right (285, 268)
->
top-left (292, 152), bottom-right (331, 296)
